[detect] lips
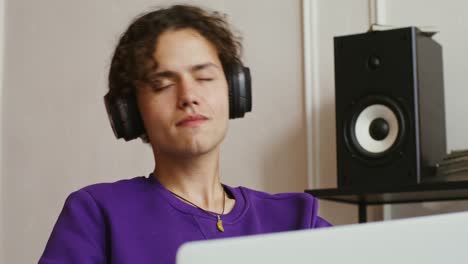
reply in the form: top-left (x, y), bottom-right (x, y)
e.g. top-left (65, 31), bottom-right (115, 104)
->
top-left (176, 114), bottom-right (209, 127)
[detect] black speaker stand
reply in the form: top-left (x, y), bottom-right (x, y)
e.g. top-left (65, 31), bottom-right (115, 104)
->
top-left (305, 179), bottom-right (468, 223)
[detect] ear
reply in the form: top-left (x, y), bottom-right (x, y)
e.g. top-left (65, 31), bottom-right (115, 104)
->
top-left (104, 92), bottom-right (146, 141)
top-left (226, 64), bottom-right (252, 119)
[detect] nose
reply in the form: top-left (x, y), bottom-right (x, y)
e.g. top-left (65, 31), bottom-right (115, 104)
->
top-left (177, 76), bottom-right (200, 109)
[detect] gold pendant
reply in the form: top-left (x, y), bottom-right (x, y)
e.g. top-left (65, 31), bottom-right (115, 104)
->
top-left (216, 215), bottom-right (224, 232)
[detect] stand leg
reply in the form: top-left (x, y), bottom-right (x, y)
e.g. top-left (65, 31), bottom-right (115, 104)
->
top-left (358, 203), bottom-right (367, 223)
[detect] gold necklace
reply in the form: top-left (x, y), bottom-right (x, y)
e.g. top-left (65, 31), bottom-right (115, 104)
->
top-left (168, 188), bottom-right (226, 232)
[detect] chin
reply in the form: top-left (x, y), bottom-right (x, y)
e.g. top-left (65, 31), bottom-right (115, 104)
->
top-left (151, 137), bottom-right (217, 158)
top-left (151, 127), bottom-right (227, 157)
top-left (181, 140), bottom-right (220, 157)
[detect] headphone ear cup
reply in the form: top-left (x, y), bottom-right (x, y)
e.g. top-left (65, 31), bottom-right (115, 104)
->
top-left (227, 64), bottom-right (252, 119)
top-left (104, 93), bottom-right (145, 141)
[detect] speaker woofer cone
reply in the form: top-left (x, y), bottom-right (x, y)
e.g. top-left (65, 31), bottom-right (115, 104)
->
top-left (345, 96), bottom-right (407, 161)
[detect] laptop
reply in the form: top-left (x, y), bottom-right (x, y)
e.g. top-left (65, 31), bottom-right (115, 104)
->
top-left (177, 211), bottom-right (468, 264)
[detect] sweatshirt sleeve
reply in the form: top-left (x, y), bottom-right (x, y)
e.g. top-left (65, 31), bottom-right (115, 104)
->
top-left (310, 196), bottom-right (333, 228)
top-left (313, 216), bottom-right (332, 228)
top-left (38, 189), bottom-right (106, 264)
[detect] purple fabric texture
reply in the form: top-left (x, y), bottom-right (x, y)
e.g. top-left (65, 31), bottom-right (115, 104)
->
top-left (39, 175), bottom-right (331, 264)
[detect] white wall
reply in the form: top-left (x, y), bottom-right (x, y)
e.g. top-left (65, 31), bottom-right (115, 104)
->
top-left (2, 0), bottom-right (312, 263)
top-left (0, 0), bottom-right (5, 261)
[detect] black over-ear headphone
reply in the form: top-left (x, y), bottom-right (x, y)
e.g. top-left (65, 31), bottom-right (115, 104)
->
top-left (104, 64), bottom-right (252, 141)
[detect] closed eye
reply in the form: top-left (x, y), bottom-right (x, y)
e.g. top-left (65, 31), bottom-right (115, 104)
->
top-left (149, 78), bottom-right (175, 91)
top-left (151, 83), bottom-right (174, 91)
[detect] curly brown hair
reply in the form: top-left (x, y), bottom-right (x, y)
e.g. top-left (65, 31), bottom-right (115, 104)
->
top-left (108, 4), bottom-right (243, 98)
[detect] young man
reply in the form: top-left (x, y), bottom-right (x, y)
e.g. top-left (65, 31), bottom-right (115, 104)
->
top-left (39, 5), bottom-right (331, 264)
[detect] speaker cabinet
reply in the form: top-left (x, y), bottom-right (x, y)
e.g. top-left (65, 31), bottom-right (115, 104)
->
top-left (334, 27), bottom-right (446, 188)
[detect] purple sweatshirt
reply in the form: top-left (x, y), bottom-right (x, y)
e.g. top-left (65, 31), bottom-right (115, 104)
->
top-left (39, 174), bottom-right (331, 264)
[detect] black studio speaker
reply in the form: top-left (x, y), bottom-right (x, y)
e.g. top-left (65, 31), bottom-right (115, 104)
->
top-left (334, 27), bottom-right (446, 188)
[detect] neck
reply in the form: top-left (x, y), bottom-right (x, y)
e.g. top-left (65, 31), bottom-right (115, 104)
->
top-left (152, 146), bottom-right (224, 212)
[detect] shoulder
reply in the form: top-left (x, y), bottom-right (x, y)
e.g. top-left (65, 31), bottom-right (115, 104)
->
top-left (238, 186), bottom-right (318, 209)
top-left (66, 176), bottom-right (151, 209)
top-left (233, 186), bottom-right (331, 229)
top-left (39, 178), bottom-right (148, 263)
top-left (80, 176), bottom-right (149, 196)
top-left (239, 186), bottom-right (316, 202)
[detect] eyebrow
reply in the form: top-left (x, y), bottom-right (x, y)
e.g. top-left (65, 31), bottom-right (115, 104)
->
top-left (149, 62), bottom-right (220, 80)
top-left (191, 62), bottom-right (220, 72)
